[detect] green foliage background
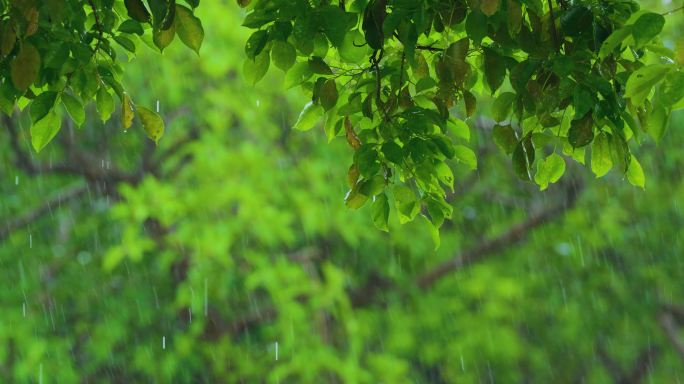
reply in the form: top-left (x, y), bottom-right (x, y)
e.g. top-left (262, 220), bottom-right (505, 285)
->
top-left (1, 1), bottom-right (684, 383)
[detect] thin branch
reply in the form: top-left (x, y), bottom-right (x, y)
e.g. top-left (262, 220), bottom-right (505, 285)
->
top-left (662, 5), bottom-right (684, 16)
top-left (547, 0), bottom-right (560, 52)
top-left (658, 309), bottom-right (684, 363)
top-left (87, 0), bottom-right (104, 54)
top-left (416, 181), bottom-right (581, 289)
top-left (0, 183), bottom-right (88, 242)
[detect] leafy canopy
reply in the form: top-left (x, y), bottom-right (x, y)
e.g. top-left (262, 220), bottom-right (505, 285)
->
top-left (1, 0), bottom-right (683, 230)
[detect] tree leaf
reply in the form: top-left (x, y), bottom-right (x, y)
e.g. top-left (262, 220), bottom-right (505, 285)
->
top-left (493, 124), bottom-right (517, 154)
top-left (371, 193), bottom-right (390, 232)
top-left (124, 0), bottom-right (151, 22)
top-left (122, 93), bottom-right (135, 129)
top-left (483, 48), bottom-right (506, 93)
top-left (29, 91), bottom-right (58, 123)
top-left (153, 23), bottom-right (176, 52)
top-left (568, 113), bottom-right (594, 148)
top-left (62, 93), bottom-right (86, 126)
top-left (492, 92), bottom-right (516, 122)
top-left (591, 132), bottom-right (613, 177)
top-left (625, 64), bottom-right (672, 105)
top-left (31, 110), bottom-right (61, 152)
top-left (245, 29), bottom-right (268, 59)
top-left (453, 145), bottom-right (477, 170)
top-left (138, 106), bottom-right (165, 144)
top-left (243, 49), bottom-right (270, 85)
top-left (480, 0), bottom-right (499, 16)
top-left (632, 12), bottom-right (665, 48)
top-left (512, 136), bottom-right (535, 180)
top-left (319, 79), bottom-right (338, 111)
top-left (626, 155), bottom-right (645, 189)
top-left (271, 40), bottom-right (296, 71)
top-left (293, 101), bottom-right (324, 131)
top-left (535, 153), bottom-right (565, 190)
top-left (10, 42), bottom-right (40, 91)
top-left (97, 87), bottom-right (115, 122)
top-left (175, 4), bottom-right (204, 53)
top-left (599, 26), bottom-right (632, 59)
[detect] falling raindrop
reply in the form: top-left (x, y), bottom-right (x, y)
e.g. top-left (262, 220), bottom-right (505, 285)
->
top-left (156, 100), bottom-right (160, 113)
top-left (256, 99), bottom-right (260, 107)
top-left (275, 341), bottom-right (278, 361)
top-left (162, 336), bottom-right (166, 350)
top-left (38, 363), bottom-right (43, 384)
top-left (22, 302), bottom-right (26, 317)
top-left (29, 234), bottom-right (32, 248)
top-left (15, 175), bottom-right (19, 185)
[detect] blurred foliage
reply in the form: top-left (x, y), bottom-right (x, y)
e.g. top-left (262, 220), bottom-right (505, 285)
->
top-left (1, 1), bottom-right (684, 383)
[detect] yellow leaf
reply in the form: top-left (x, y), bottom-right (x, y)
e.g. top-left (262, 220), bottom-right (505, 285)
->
top-left (10, 42), bottom-right (40, 91)
top-left (122, 93), bottom-right (135, 129)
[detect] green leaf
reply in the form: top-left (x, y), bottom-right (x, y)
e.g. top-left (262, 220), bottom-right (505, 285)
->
top-left (371, 194), bottom-right (390, 231)
top-left (124, 0), bottom-right (151, 22)
top-left (284, 61), bottom-right (312, 89)
top-left (245, 30), bottom-right (268, 59)
top-left (492, 92), bottom-right (516, 122)
top-left (118, 20), bottom-right (144, 35)
top-left (271, 41), bottom-right (296, 71)
top-left (138, 106), bottom-right (165, 144)
top-left (626, 155), bottom-right (645, 189)
top-left (243, 49), bottom-right (270, 85)
top-left (31, 110), bottom-right (61, 152)
top-left (658, 71), bottom-right (684, 107)
top-left (632, 13), bottom-right (665, 48)
top-left (568, 113), bottom-right (594, 148)
top-left (96, 88), bottom-right (115, 122)
top-left (309, 56), bottom-right (333, 75)
top-left (393, 185), bottom-right (419, 224)
top-left (62, 93), bottom-right (85, 126)
top-left (10, 42), bottom-right (40, 92)
top-left (480, 0), bottom-right (499, 16)
top-left (339, 30), bottom-right (368, 63)
top-left (114, 35), bottom-right (136, 53)
top-left (122, 93), bottom-right (135, 130)
top-left (153, 24), bottom-right (176, 52)
top-left (535, 153), bottom-right (565, 191)
top-left (319, 79), bottom-right (338, 111)
top-left (453, 145), bottom-right (477, 170)
top-left (447, 117), bottom-right (470, 141)
top-left (345, 188), bottom-right (369, 209)
top-left (646, 104), bottom-right (669, 144)
top-left (29, 91), bottom-right (58, 123)
top-left (483, 48), bottom-right (506, 93)
top-left (175, 4), bottom-right (204, 54)
top-left (493, 124), bottom-right (517, 154)
top-left (591, 132), bottom-right (613, 177)
top-left (599, 26), bottom-right (632, 59)
top-left (512, 137), bottom-right (535, 180)
top-left (625, 64), bottom-right (672, 105)
top-left (465, 11), bottom-right (488, 45)
top-left (293, 101), bottom-right (324, 131)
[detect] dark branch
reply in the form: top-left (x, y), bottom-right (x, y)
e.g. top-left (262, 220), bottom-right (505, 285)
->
top-left (659, 308), bottom-right (684, 362)
top-left (0, 183), bottom-right (88, 242)
top-left (416, 181), bottom-right (582, 290)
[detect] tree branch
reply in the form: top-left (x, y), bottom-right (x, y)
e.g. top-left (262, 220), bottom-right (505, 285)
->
top-left (416, 181), bottom-right (582, 290)
top-left (659, 308), bottom-right (684, 363)
top-left (0, 183), bottom-right (88, 242)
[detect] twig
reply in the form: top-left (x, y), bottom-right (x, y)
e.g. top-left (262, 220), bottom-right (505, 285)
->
top-left (87, 0), bottom-right (104, 54)
top-left (659, 309), bottom-right (684, 362)
top-left (662, 5), bottom-right (684, 16)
